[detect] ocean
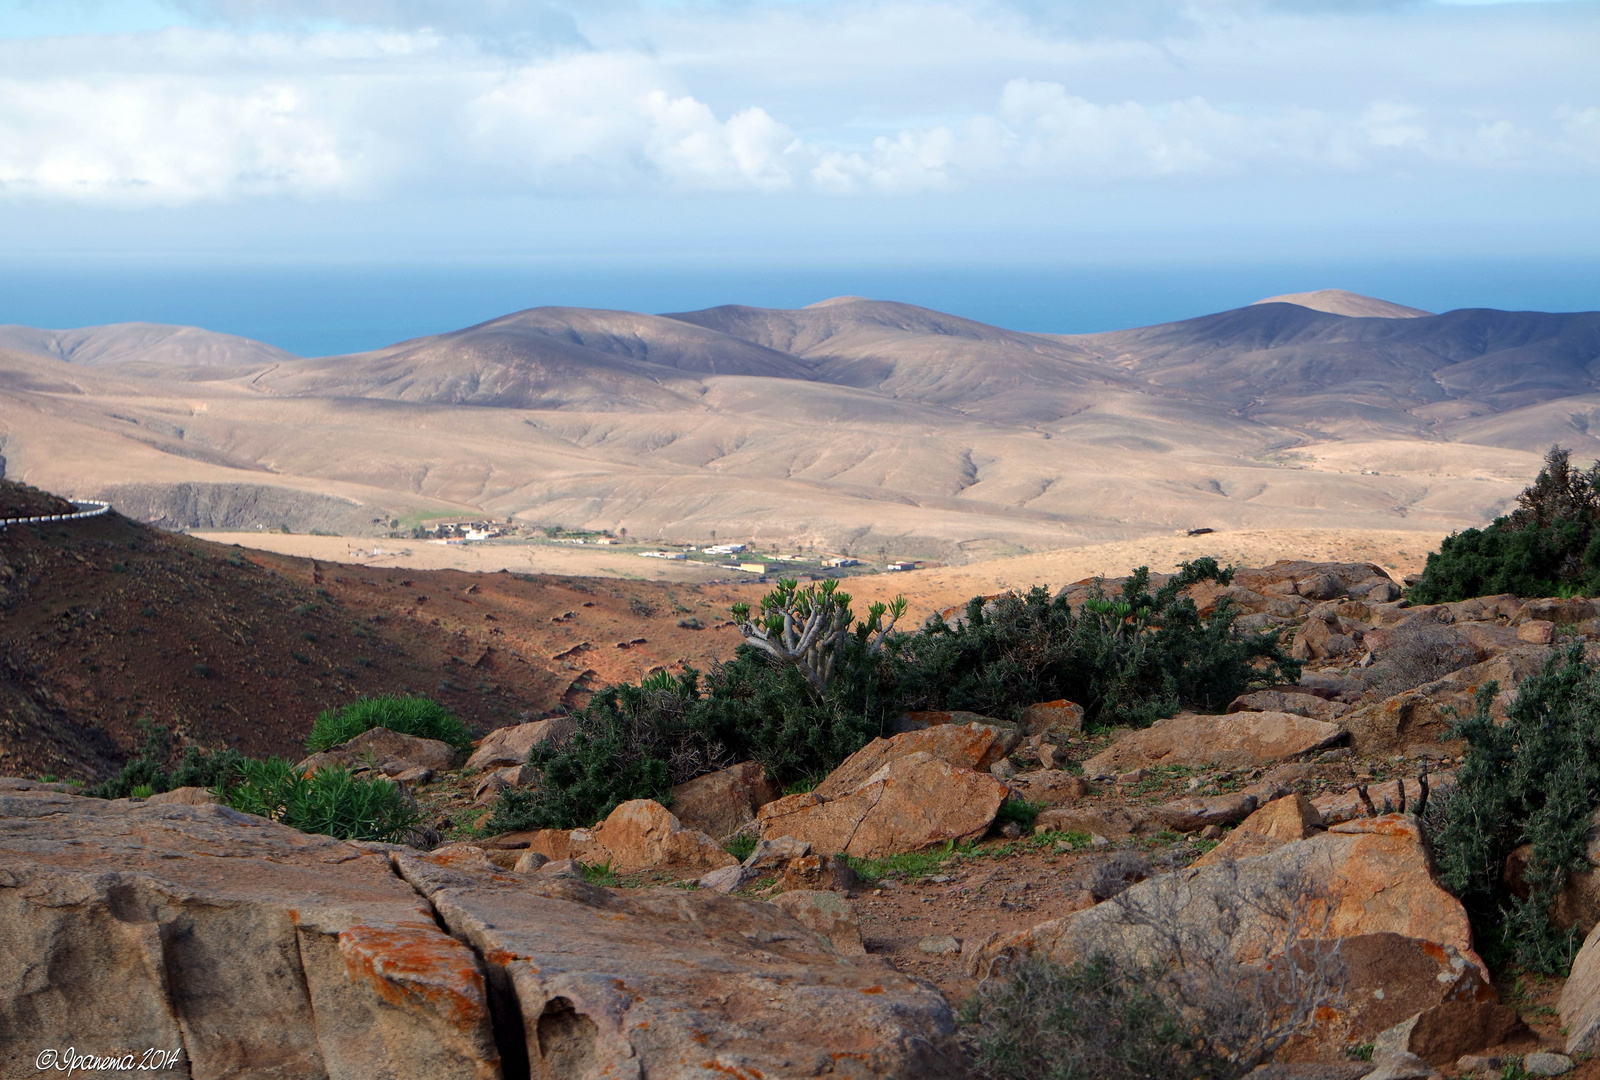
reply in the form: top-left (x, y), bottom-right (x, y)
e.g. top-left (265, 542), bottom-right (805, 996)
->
top-left (2, 257), bottom-right (1596, 358)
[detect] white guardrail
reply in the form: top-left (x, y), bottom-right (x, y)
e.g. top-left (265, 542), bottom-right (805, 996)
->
top-left (0, 500), bottom-right (111, 528)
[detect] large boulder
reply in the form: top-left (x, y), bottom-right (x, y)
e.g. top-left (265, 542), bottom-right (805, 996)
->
top-left (759, 751), bottom-right (1009, 859)
top-left (1561, 917), bottom-right (1600, 1055)
top-left (668, 761), bottom-right (776, 841)
top-left (816, 723), bottom-right (1019, 799)
top-left (1081, 712), bottom-right (1344, 777)
top-left (1, 787), bottom-right (960, 1080)
top-left (1312, 774), bottom-right (1453, 827)
top-left (1020, 700), bottom-right (1084, 736)
top-left (394, 850), bottom-right (962, 1079)
top-left (0, 790), bottom-right (500, 1080)
top-left (975, 815), bottom-right (1491, 1055)
top-left (464, 716), bottom-right (576, 772)
top-left (1370, 1001), bottom-right (1529, 1066)
top-left (1195, 794), bottom-right (1323, 866)
top-left (297, 726), bottom-right (459, 777)
top-left (1229, 690), bottom-right (1349, 723)
top-left (574, 799), bottom-right (736, 875)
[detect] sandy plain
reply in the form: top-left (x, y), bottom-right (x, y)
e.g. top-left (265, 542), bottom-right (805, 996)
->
top-left (196, 525), bottom-right (1444, 623)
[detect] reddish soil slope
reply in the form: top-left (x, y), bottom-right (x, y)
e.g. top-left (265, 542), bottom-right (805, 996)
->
top-left (0, 480), bottom-right (751, 781)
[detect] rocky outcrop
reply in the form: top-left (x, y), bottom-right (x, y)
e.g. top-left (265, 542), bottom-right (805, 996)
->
top-left (1082, 711), bottom-right (1344, 776)
top-left (1195, 793), bottom-right (1323, 866)
top-left (977, 815), bottom-right (1490, 1054)
top-left (394, 850), bottom-right (962, 1079)
top-left (297, 726), bottom-right (460, 779)
top-left (1019, 700), bottom-right (1084, 735)
top-left (0, 787), bottom-right (961, 1079)
top-left (0, 790), bottom-right (500, 1080)
top-left (464, 717), bottom-right (576, 772)
top-left (815, 722), bottom-right (1019, 799)
top-left (1562, 916), bottom-right (1600, 1055)
top-left (667, 760), bottom-right (776, 841)
top-left (573, 799), bottom-right (736, 874)
top-left (760, 751), bottom-right (1008, 858)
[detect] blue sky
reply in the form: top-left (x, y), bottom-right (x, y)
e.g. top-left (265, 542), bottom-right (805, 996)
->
top-left (0, 0), bottom-right (1596, 335)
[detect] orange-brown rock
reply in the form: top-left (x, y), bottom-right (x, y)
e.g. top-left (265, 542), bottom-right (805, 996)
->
top-left (0, 789), bottom-right (500, 1079)
top-left (760, 751), bottom-right (1008, 858)
top-left (1148, 792), bottom-right (1258, 833)
top-left (770, 889), bottom-right (866, 953)
top-left (1313, 774), bottom-right (1453, 827)
top-left (814, 722), bottom-right (1019, 800)
top-left (143, 785), bottom-right (220, 806)
top-left (1034, 804), bottom-right (1149, 840)
top-left (1081, 711), bottom-right (1343, 776)
top-left (1020, 700), bottom-right (1084, 735)
top-left (668, 760), bottom-right (776, 840)
top-left (1371, 1001), bottom-right (1530, 1065)
top-left (298, 726), bottom-right (460, 776)
top-left (463, 716), bottom-right (575, 771)
top-left (1519, 619), bottom-right (1556, 644)
top-left (977, 814), bottom-right (1488, 1052)
top-left (1194, 793), bottom-right (1323, 866)
top-left (394, 850), bottom-right (961, 1078)
top-left (1011, 768), bottom-right (1088, 806)
top-left (578, 799), bottom-right (736, 874)
top-left (1228, 689), bottom-right (1347, 722)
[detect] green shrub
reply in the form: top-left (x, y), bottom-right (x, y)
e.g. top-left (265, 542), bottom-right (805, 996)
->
top-left (503, 649), bottom-right (892, 830)
top-left (306, 694), bottom-right (473, 752)
top-left (723, 834), bottom-right (758, 861)
top-left (962, 954), bottom-right (1224, 1080)
top-left (995, 797), bottom-right (1044, 832)
top-left (1434, 644), bottom-right (1600, 973)
top-left (87, 719), bottom-right (246, 799)
top-left (896, 560), bottom-right (1297, 728)
top-left (218, 758), bottom-right (418, 843)
top-left (1412, 446), bottom-right (1600, 603)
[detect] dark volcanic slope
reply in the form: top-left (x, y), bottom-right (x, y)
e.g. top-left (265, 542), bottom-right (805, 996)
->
top-left (259, 307), bottom-right (812, 411)
top-left (1066, 305), bottom-right (1600, 425)
top-left (666, 297), bottom-right (1143, 422)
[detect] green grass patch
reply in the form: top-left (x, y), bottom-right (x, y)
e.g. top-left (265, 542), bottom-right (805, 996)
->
top-left (306, 694), bottom-right (473, 752)
top-left (218, 758), bottom-right (418, 843)
top-left (723, 834), bottom-right (758, 861)
top-left (578, 860), bottom-right (619, 887)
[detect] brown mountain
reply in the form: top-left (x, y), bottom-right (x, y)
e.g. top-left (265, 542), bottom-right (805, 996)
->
top-left (1, 293), bottom-right (1596, 559)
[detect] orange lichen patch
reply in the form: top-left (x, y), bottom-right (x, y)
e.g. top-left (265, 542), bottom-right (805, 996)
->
top-left (690, 1031), bottom-right (711, 1045)
top-left (611, 978), bottom-right (645, 1003)
top-left (482, 948), bottom-right (537, 969)
top-left (701, 1061), bottom-right (765, 1079)
top-left (859, 985), bottom-right (884, 995)
top-left (1313, 1005), bottom-right (1340, 1023)
top-left (338, 921), bottom-right (490, 1033)
top-left (1421, 940), bottom-right (1448, 963)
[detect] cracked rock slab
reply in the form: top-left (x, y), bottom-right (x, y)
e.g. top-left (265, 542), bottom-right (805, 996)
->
top-left (393, 849), bottom-right (962, 1079)
top-left (0, 790), bottom-right (498, 1080)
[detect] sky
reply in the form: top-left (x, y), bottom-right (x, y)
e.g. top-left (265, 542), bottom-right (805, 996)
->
top-left (0, 0), bottom-right (1597, 350)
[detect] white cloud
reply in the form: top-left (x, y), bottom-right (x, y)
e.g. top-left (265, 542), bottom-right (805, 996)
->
top-left (0, 74), bottom-right (354, 202)
top-left (0, 2), bottom-right (1594, 205)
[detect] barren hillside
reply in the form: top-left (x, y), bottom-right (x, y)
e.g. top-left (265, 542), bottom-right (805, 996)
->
top-left (0, 293), bottom-right (1594, 561)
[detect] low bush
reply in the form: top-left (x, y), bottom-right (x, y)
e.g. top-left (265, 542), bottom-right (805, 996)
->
top-left (306, 694), bottom-right (473, 752)
top-left (218, 757), bottom-right (418, 843)
top-left (501, 561), bottom-right (1297, 829)
top-left (962, 954), bottom-right (1220, 1080)
top-left (895, 560), bottom-right (1298, 728)
top-left (499, 654), bottom-right (891, 830)
top-left (87, 719), bottom-right (246, 799)
top-left (1411, 445), bottom-right (1600, 603)
top-left (1366, 620), bottom-right (1479, 694)
top-left (1434, 644), bottom-right (1600, 973)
